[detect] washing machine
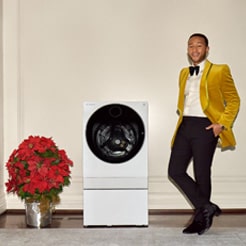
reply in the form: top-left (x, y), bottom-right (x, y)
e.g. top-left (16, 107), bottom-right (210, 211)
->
top-left (83, 101), bottom-right (148, 226)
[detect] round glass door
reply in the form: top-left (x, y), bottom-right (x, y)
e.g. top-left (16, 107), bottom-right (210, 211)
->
top-left (86, 104), bottom-right (145, 164)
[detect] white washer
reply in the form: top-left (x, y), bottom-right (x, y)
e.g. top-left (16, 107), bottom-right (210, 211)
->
top-left (83, 101), bottom-right (148, 226)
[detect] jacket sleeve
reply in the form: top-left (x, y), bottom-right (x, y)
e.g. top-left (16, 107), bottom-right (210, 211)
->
top-left (217, 65), bottom-right (240, 129)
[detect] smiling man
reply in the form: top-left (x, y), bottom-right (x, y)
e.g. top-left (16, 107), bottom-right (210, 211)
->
top-left (168, 33), bottom-right (240, 235)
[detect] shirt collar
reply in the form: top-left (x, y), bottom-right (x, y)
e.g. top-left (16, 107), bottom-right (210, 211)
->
top-left (192, 60), bottom-right (206, 73)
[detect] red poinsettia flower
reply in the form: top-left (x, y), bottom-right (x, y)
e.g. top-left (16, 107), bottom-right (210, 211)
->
top-left (5, 136), bottom-right (73, 204)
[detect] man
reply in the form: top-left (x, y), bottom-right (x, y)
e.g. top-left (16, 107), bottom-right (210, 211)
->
top-left (168, 33), bottom-right (240, 235)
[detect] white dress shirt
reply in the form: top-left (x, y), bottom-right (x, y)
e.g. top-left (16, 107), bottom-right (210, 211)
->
top-left (183, 60), bottom-right (207, 117)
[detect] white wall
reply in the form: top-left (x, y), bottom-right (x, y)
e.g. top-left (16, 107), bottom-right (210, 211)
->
top-left (0, 0), bottom-right (6, 213)
top-left (3, 0), bottom-right (246, 210)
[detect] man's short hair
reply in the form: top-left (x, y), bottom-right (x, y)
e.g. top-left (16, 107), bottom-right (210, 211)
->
top-left (189, 33), bottom-right (209, 46)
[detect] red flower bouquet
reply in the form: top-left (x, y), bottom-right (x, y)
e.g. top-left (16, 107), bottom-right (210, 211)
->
top-left (5, 136), bottom-right (73, 208)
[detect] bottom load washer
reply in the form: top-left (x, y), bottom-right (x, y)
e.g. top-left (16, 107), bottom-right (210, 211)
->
top-left (83, 190), bottom-right (148, 226)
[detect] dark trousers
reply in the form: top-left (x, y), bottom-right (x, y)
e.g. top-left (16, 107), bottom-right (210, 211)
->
top-left (168, 117), bottom-right (218, 209)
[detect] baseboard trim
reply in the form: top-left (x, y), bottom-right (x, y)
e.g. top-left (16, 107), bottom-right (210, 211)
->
top-left (3, 208), bottom-right (246, 215)
top-left (149, 208), bottom-right (246, 215)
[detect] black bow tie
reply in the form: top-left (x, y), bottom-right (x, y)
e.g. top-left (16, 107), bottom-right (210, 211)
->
top-left (189, 66), bottom-right (200, 76)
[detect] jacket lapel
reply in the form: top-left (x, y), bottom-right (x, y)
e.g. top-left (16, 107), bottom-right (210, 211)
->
top-left (177, 68), bottom-right (189, 115)
top-left (200, 60), bottom-right (213, 111)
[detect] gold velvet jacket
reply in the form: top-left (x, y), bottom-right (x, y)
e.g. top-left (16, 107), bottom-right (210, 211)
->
top-left (171, 60), bottom-right (240, 149)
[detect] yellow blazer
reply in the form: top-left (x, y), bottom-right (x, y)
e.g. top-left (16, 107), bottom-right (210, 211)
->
top-left (171, 60), bottom-right (240, 149)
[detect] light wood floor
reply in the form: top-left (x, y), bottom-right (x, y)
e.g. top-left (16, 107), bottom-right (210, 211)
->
top-left (1, 210), bottom-right (246, 229)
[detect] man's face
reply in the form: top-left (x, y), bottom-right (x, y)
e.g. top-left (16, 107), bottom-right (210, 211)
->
top-left (187, 36), bottom-right (209, 65)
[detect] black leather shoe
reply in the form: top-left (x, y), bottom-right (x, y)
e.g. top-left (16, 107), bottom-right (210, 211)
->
top-left (198, 203), bottom-right (222, 235)
top-left (183, 209), bottom-right (204, 234)
top-left (183, 220), bottom-right (204, 234)
top-left (183, 203), bottom-right (221, 235)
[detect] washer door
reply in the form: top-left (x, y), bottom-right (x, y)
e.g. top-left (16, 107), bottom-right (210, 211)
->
top-left (86, 104), bottom-right (145, 164)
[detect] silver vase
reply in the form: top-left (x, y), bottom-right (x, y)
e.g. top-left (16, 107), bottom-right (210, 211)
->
top-left (25, 202), bottom-right (52, 228)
